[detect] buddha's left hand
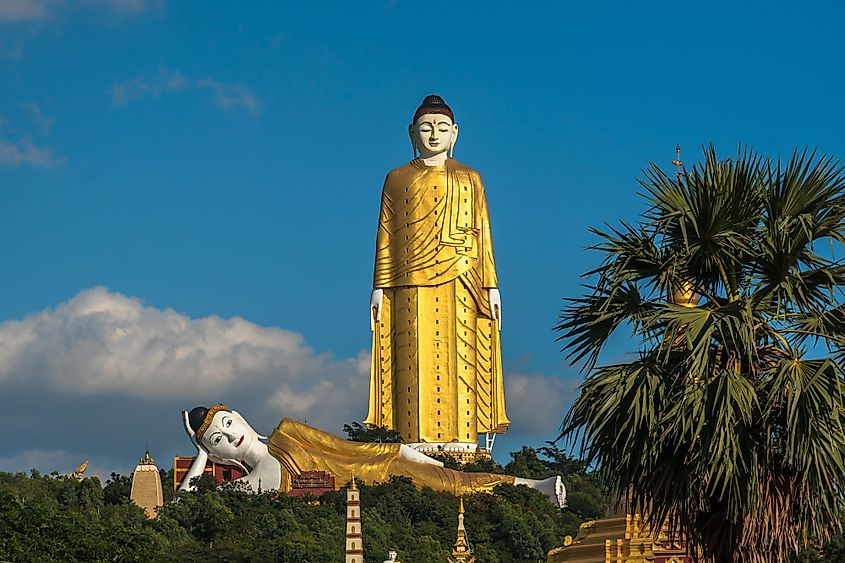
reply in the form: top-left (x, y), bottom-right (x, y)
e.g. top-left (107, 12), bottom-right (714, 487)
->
top-left (488, 288), bottom-right (502, 330)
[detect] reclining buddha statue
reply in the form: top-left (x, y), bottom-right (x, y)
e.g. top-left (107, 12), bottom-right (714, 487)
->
top-left (178, 404), bottom-right (566, 508)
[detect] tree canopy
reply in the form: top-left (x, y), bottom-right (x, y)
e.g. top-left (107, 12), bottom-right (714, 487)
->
top-left (343, 421), bottom-right (404, 443)
top-left (0, 445), bottom-right (604, 562)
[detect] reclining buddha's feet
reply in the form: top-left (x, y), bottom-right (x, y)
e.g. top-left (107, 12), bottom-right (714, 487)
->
top-left (514, 475), bottom-right (567, 508)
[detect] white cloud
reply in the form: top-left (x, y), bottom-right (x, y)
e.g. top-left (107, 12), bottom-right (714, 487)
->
top-left (504, 372), bottom-right (578, 437)
top-left (112, 68), bottom-right (259, 115)
top-left (0, 288), bottom-right (575, 476)
top-left (22, 102), bottom-right (55, 134)
top-left (0, 0), bottom-right (48, 22)
top-left (197, 78), bottom-right (259, 115)
top-left (0, 287), bottom-right (371, 478)
top-left (0, 287), bottom-right (369, 433)
top-left (0, 108), bottom-right (62, 167)
top-left (267, 351), bottom-right (371, 422)
top-left (111, 67), bottom-right (187, 105)
top-left (0, 0), bottom-right (155, 23)
top-left (0, 135), bottom-right (63, 167)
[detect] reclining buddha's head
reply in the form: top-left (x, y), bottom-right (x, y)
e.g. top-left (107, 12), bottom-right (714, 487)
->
top-left (188, 404), bottom-right (259, 462)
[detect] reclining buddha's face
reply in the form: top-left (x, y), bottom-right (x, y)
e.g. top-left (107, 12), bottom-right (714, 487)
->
top-left (200, 409), bottom-right (258, 460)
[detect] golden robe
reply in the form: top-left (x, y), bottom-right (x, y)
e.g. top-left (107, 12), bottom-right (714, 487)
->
top-left (267, 419), bottom-right (514, 496)
top-left (365, 159), bottom-right (510, 444)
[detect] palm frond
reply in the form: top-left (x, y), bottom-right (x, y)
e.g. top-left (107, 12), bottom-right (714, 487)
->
top-left (559, 145), bottom-right (845, 562)
top-left (556, 282), bottom-right (648, 371)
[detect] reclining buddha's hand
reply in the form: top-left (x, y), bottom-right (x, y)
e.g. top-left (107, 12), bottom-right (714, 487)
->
top-left (399, 444), bottom-right (444, 467)
top-left (178, 410), bottom-right (209, 492)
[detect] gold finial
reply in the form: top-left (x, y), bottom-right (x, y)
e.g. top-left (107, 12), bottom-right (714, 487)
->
top-left (349, 472), bottom-right (358, 491)
top-left (449, 497), bottom-right (475, 563)
top-left (672, 280), bottom-right (699, 307)
top-left (671, 144), bottom-right (684, 181)
top-left (71, 461), bottom-right (89, 481)
top-left (140, 450), bottom-right (156, 465)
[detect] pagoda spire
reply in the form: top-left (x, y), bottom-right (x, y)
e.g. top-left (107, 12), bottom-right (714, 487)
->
top-left (130, 450), bottom-right (163, 519)
top-left (345, 478), bottom-right (363, 563)
top-left (448, 498), bottom-right (475, 563)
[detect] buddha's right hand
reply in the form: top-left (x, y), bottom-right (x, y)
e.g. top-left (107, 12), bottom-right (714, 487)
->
top-left (179, 410), bottom-right (209, 492)
top-left (370, 289), bottom-right (384, 330)
top-left (178, 448), bottom-right (208, 492)
top-left (182, 410), bottom-right (199, 449)
top-left (182, 410), bottom-right (210, 459)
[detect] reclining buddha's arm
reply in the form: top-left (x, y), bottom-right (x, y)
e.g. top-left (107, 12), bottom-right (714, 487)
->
top-left (178, 410), bottom-right (209, 492)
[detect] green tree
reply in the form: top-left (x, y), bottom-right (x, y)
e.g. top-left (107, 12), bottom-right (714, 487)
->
top-left (0, 443), bottom-right (603, 563)
top-left (557, 146), bottom-right (845, 563)
top-left (504, 447), bottom-right (556, 479)
top-left (343, 421), bottom-right (403, 443)
top-left (103, 472), bottom-right (132, 505)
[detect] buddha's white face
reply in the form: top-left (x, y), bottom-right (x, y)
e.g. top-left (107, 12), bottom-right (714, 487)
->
top-left (409, 113), bottom-right (458, 157)
top-left (200, 410), bottom-right (257, 460)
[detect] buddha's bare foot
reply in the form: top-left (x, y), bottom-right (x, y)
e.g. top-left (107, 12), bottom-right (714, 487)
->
top-left (514, 475), bottom-right (567, 508)
top-left (399, 444), bottom-right (444, 467)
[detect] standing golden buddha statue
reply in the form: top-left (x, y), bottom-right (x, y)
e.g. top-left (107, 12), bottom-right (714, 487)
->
top-left (365, 95), bottom-right (509, 458)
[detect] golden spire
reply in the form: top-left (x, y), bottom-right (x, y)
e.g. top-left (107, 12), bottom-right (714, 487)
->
top-left (140, 450), bottom-right (155, 465)
top-left (672, 143), bottom-right (684, 181)
top-left (669, 144), bottom-right (699, 309)
top-left (448, 498), bottom-right (475, 563)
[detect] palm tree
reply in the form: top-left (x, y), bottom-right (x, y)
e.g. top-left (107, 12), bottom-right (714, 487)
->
top-left (556, 146), bottom-right (845, 562)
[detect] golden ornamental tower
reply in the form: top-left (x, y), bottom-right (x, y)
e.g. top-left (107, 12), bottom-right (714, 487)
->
top-left (367, 94), bottom-right (509, 461)
top-left (448, 498), bottom-right (476, 563)
top-left (345, 479), bottom-right (364, 563)
top-left (70, 461), bottom-right (89, 481)
top-left (130, 451), bottom-right (163, 519)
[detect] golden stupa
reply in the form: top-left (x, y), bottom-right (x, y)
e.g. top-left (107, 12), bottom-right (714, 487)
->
top-left (130, 451), bottom-right (164, 519)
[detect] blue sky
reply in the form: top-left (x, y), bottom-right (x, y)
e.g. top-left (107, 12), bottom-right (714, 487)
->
top-left (1, 0), bottom-right (844, 477)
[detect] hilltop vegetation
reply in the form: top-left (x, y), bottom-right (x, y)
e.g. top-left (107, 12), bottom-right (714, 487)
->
top-left (0, 445), bottom-right (604, 563)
